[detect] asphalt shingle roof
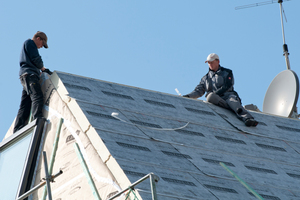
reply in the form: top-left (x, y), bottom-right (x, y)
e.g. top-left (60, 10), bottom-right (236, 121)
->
top-left (51, 71), bottom-right (300, 199)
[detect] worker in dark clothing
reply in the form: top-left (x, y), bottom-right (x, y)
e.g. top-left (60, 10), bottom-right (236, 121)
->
top-left (13, 31), bottom-right (53, 133)
top-left (183, 53), bottom-right (258, 127)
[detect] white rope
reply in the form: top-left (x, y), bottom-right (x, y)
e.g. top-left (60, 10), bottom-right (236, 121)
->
top-left (111, 112), bottom-right (189, 131)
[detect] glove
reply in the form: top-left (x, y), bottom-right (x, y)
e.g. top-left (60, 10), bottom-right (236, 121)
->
top-left (43, 68), bottom-right (53, 75)
top-left (182, 95), bottom-right (190, 98)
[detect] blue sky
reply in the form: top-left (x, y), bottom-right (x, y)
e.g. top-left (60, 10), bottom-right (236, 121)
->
top-left (1, 0), bottom-right (299, 140)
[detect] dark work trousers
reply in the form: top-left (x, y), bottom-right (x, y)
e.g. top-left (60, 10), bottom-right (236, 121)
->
top-left (206, 92), bottom-right (254, 122)
top-left (13, 74), bottom-right (44, 133)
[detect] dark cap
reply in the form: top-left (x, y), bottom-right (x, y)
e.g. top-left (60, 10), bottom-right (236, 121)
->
top-left (34, 31), bottom-right (48, 48)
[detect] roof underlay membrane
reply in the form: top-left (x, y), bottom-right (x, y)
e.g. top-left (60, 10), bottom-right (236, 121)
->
top-left (5, 71), bottom-right (300, 200)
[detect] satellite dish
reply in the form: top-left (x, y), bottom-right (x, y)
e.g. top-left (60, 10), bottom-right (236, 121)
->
top-left (263, 70), bottom-right (299, 118)
top-left (236, 1), bottom-right (299, 118)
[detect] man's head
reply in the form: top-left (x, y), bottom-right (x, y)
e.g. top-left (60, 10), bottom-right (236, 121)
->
top-left (33, 31), bottom-right (48, 49)
top-left (205, 53), bottom-right (220, 72)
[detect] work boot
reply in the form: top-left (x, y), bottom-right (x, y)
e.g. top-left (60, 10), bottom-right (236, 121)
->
top-left (245, 118), bottom-right (258, 127)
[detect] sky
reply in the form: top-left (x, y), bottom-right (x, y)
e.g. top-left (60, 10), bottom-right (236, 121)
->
top-left (0, 0), bottom-right (299, 141)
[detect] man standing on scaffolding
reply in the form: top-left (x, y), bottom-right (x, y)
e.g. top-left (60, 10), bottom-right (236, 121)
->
top-left (13, 31), bottom-right (53, 133)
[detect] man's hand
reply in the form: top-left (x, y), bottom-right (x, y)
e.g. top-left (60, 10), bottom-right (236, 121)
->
top-left (43, 68), bottom-right (53, 75)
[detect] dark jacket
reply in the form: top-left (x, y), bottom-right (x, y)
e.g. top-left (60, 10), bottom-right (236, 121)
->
top-left (19, 39), bottom-right (44, 77)
top-left (187, 65), bottom-right (240, 100)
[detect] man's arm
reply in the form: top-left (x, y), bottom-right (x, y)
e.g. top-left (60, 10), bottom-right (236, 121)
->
top-left (183, 76), bottom-right (206, 98)
top-left (25, 40), bottom-right (44, 70)
top-left (214, 69), bottom-right (234, 96)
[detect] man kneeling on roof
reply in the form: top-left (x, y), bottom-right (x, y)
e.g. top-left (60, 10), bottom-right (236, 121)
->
top-left (183, 53), bottom-right (258, 127)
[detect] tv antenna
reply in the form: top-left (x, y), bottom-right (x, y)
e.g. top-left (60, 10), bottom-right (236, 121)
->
top-left (236, 0), bottom-right (291, 69)
top-left (237, 0), bottom-right (299, 118)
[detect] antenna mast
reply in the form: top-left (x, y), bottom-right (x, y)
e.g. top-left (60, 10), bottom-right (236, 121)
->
top-left (236, 0), bottom-right (292, 69)
top-left (278, 0), bottom-right (290, 69)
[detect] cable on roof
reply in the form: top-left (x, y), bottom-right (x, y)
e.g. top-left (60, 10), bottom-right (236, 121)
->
top-left (111, 112), bottom-right (189, 131)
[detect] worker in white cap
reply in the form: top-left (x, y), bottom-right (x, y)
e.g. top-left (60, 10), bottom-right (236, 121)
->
top-left (183, 53), bottom-right (258, 127)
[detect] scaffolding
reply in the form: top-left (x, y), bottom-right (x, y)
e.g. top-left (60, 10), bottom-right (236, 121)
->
top-left (16, 151), bottom-right (63, 200)
top-left (108, 173), bottom-right (159, 200)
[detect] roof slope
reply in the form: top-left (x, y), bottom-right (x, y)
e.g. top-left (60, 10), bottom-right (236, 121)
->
top-left (6, 71), bottom-right (300, 199)
top-left (52, 71), bottom-right (300, 200)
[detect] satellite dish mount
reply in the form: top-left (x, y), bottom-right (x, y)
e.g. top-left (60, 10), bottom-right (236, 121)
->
top-left (263, 0), bottom-right (299, 118)
top-left (237, 0), bottom-right (299, 118)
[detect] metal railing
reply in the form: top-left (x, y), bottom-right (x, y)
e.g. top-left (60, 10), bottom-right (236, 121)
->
top-left (108, 173), bottom-right (159, 200)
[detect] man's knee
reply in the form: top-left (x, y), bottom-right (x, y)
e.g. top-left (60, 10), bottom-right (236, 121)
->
top-left (206, 93), bottom-right (220, 105)
top-left (206, 93), bottom-right (229, 108)
top-left (227, 95), bottom-right (240, 103)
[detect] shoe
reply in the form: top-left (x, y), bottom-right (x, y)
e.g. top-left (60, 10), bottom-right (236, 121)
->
top-left (245, 118), bottom-right (258, 127)
top-left (236, 108), bottom-right (243, 114)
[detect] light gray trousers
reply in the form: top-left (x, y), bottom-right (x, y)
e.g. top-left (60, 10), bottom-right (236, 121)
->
top-left (206, 93), bottom-right (253, 122)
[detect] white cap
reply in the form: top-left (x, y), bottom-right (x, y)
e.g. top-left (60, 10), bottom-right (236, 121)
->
top-left (205, 53), bottom-right (219, 63)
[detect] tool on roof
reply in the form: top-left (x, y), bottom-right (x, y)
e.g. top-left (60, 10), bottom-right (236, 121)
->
top-left (175, 88), bottom-right (182, 96)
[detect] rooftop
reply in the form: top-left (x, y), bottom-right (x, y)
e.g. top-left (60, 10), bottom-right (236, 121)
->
top-left (3, 71), bottom-right (300, 200)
